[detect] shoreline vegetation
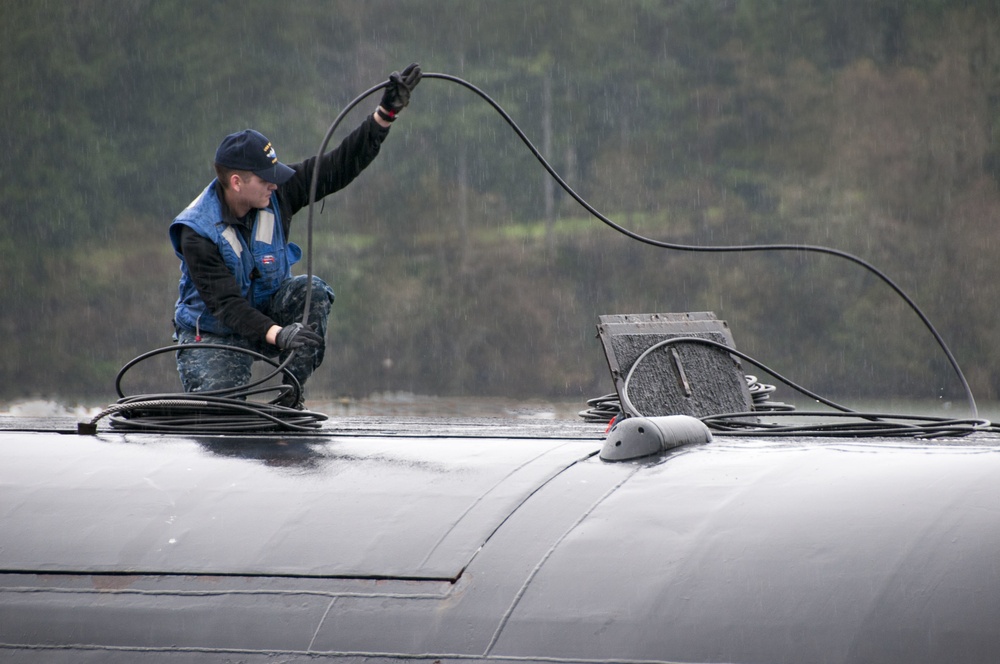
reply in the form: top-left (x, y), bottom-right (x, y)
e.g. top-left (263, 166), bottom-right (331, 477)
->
top-left (5, 1), bottom-right (999, 406)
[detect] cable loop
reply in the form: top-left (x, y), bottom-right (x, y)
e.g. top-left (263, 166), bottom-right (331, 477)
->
top-left (91, 72), bottom-right (977, 435)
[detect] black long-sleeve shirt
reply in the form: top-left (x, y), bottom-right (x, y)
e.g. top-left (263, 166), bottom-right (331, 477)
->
top-left (178, 115), bottom-right (389, 341)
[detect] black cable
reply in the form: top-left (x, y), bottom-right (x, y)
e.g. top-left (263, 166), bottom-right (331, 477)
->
top-left (411, 73), bottom-right (975, 419)
top-left (578, 374), bottom-right (791, 423)
top-left (745, 375), bottom-right (794, 412)
top-left (701, 411), bottom-right (993, 439)
top-left (617, 337), bottom-right (993, 438)
top-left (83, 344), bottom-right (326, 434)
top-left (578, 393), bottom-right (623, 424)
top-left (83, 71), bottom-right (978, 434)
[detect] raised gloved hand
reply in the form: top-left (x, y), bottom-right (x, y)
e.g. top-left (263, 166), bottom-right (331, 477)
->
top-left (275, 322), bottom-right (323, 350)
top-left (378, 62), bottom-right (422, 121)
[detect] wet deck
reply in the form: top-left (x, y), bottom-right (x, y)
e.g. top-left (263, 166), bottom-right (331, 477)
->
top-left (4, 405), bottom-right (1000, 663)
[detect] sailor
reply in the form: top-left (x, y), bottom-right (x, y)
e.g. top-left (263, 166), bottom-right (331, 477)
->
top-left (168, 64), bottom-right (421, 407)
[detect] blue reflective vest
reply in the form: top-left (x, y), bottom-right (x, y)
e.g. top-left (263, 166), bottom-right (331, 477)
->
top-left (169, 181), bottom-right (302, 336)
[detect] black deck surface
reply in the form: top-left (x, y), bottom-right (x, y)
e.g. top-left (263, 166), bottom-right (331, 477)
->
top-left (3, 409), bottom-right (1000, 663)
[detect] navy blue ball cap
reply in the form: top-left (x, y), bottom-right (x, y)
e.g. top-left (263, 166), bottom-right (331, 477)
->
top-left (214, 129), bottom-right (295, 185)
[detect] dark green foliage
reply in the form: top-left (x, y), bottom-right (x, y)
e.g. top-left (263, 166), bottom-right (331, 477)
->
top-left (3, 0), bottom-right (1000, 406)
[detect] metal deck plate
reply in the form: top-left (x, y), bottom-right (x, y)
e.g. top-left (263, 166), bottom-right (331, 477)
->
top-left (597, 312), bottom-right (753, 417)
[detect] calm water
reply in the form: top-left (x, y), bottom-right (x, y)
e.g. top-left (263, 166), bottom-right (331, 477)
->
top-left (3, 393), bottom-right (996, 423)
top-left (0, 393), bottom-right (589, 421)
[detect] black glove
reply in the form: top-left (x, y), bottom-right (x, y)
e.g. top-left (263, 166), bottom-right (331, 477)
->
top-left (275, 322), bottom-right (323, 350)
top-left (378, 62), bottom-right (422, 120)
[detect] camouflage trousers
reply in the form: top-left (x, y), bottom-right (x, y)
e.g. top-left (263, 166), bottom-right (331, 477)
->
top-left (174, 275), bottom-right (335, 396)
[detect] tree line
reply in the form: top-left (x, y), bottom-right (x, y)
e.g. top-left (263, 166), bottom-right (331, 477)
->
top-left (2, 0), bottom-right (999, 409)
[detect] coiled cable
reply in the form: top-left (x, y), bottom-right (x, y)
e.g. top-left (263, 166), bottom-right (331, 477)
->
top-left (617, 337), bottom-right (992, 438)
top-left (82, 344), bottom-right (326, 434)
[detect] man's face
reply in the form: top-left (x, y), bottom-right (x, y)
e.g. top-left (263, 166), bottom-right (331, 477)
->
top-left (237, 173), bottom-right (277, 210)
